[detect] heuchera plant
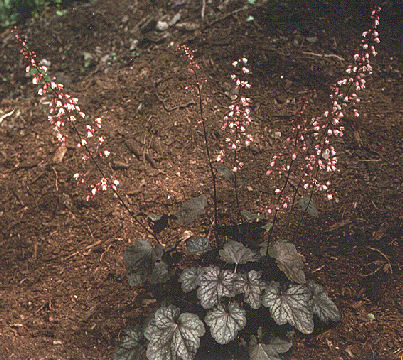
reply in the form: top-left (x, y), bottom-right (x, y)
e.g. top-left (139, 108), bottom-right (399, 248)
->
top-left (12, 6), bottom-right (381, 360)
top-left (116, 8), bottom-right (381, 360)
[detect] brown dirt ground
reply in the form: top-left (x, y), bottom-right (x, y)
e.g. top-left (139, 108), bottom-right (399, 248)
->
top-left (0, 0), bottom-right (401, 359)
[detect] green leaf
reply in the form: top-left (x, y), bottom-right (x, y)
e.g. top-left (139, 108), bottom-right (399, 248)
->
top-left (216, 164), bottom-right (234, 180)
top-left (146, 214), bottom-right (169, 234)
top-left (261, 222), bottom-right (273, 231)
top-left (249, 335), bottom-right (292, 360)
top-left (147, 214), bottom-right (161, 222)
top-left (83, 52), bottom-right (92, 60)
top-left (179, 267), bottom-right (204, 293)
top-left (234, 270), bottom-right (265, 309)
top-left (56, 10), bottom-right (68, 16)
top-left (246, 15), bottom-right (255, 22)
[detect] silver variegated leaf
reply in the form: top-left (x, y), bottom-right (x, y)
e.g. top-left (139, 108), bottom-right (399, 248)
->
top-left (114, 326), bottom-right (145, 360)
top-left (234, 270), bottom-right (265, 309)
top-left (204, 302), bottom-right (246, 344)
top-left (307, 281), bottom-right (340, 322)
top-left (262, 282), bottom-right (314, 334)
top-left (219, 240), bottom-right (258, 265)
top-left (179, 267), bottom-right (204, 293)
top-left (186, 237), bottom-right (211, 254)
top-left (144, 305), bottom-right (205, 360)
top-left (197, 266), bottom-right (236, 309)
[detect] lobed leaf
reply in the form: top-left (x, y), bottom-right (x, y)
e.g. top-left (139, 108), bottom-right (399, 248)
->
top-left (123, 238), bottom-right (168, 287)
top-left (179, 267), bottom-right (204, 293)
top-left (197, 266), bottom-right (236, 309)
top-left (216, 164), bottom-right (234, 180)
top-left (298, 197), bottom-right (318, 217)
top-left (175, 195), bottom-right (208, 225)
top-left (144, 305), bottom-right (205, 360)
top-left (307, 281), bottom-right (340, 322)
top-left (266, 337), bottom-right (293, 354)
top-left (186, 237), bottom-right (211, 254)
top-left (234, 270), bottom-right (266, 309)
top-left (249, 335), bottom-right (292, 360)
top-left (149, 259), bottom-right (170, 285)
top-left (204, 302), bottom-right (246, 344)
top-left (147, 214), bottom-right (169, 234)
top-left (262, 282), bottom-right (314, 334)
top-left (261, 222), bottom-right (273, 231)
top-left (113, 326), bottom-right (145, 360)
top-left (264, 239), bottom-right (305, 284)
top-left (219, 240), bottom-right (258, 265)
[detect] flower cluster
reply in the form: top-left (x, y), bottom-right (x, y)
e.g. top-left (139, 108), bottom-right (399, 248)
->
top-left (265, 7), bottom-right (381, 214)
top-left (178, 44), bottom-right (201, 77)
top-left (178, 45), bottom-right (208, 124)
top-left (265, 90), bottom-right (320, 213)
top-left (217, 57), bottom-right (253, 171)
top-left (12, 27), bottom-right (118, 200)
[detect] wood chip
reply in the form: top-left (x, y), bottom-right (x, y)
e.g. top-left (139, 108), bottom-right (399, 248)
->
top-left (53, 145), bottom-right (67, 164)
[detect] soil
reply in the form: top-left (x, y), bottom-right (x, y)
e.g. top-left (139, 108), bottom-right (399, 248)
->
top-left (0, 0), bottom-right (401, 359)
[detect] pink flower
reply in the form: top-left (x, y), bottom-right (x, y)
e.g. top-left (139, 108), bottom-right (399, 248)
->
top-left (12, 27), bottom-right (118, 200)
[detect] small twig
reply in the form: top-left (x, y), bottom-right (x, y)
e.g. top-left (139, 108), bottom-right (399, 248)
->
top-left (201, 0), bottom-right (206, 22)
top-left (302, 51), bottom-right (345, 62)
top-left (86, 223), bottom-right (95, 241)
top-left (51, 167), bottom-right (59, 192)
top-left (142, 133), bottom-right (147, 168)
top-left (155, 91), bottom-right (196, 112)
top-left (12, 163), bottom-right (38, 171)
top-left (11, 189), bottom-right (24, 206)
top-left (0, 109), bottom-right (15, 124)
top-left (204, 4), bottom-right (249, 29)
top-left (360, 246), bottom-right (393, 277)
top-left (367, 246), bottom-right (392, 266)
top-left (202, 0), bottom-right (270, 31)
top-left (123, 138), bottom-right (157, 168)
